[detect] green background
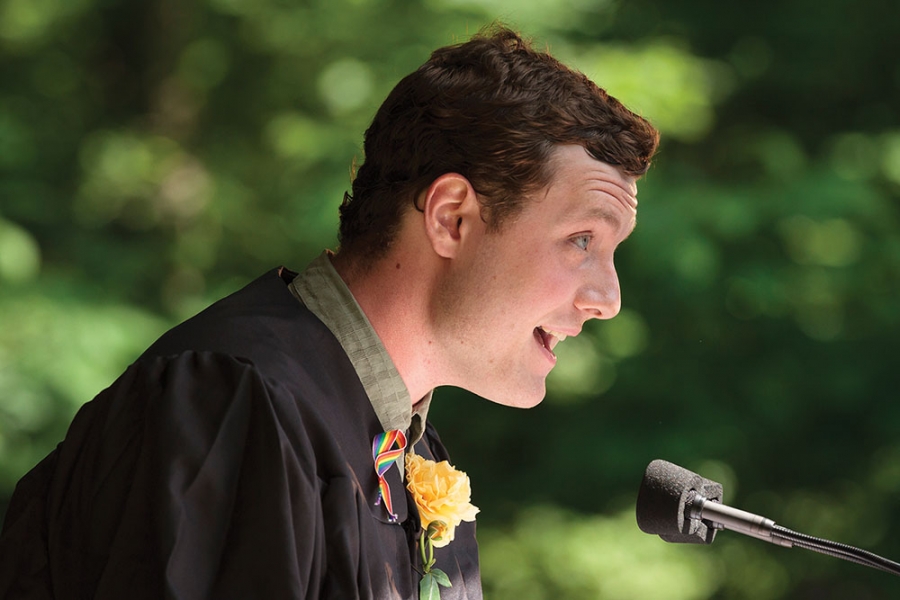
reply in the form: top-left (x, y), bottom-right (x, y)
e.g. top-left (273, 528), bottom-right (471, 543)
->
top-left (2, 0), bottom-right (899, 597)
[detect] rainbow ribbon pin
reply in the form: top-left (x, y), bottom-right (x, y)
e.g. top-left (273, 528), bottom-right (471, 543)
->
top-left (372, 429), bottom-right (408, 522)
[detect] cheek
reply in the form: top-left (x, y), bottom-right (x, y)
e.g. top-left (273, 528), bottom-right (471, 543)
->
top-left (469, 243), bottom-right (569, 318)
top-left (504, 267), bottom-right (573, 316)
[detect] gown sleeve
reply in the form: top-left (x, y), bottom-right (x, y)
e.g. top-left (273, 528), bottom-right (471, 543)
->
top-left (0, 350), bottom-right (327, 600)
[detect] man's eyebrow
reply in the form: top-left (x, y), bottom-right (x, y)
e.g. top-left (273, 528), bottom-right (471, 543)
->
top-left (573, 204), bottom-right (637, 238)
top-left (577, 205), bottom-right (626, 226)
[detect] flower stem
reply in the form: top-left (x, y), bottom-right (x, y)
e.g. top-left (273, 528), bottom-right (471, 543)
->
top-left (419, 530), bottom-right (429, 573)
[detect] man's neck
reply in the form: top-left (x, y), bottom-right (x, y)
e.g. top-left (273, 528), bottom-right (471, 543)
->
top-left (331, 248), bottom-right (440, 404)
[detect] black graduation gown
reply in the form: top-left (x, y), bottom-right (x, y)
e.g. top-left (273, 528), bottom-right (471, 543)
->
top-left (0, 268), bottom-right (482, 599)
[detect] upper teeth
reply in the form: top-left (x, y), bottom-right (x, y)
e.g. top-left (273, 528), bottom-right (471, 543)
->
top-left (542, 327), bottom-right (567, 342)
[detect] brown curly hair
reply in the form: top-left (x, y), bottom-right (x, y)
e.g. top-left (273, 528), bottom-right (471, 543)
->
top-left (338, 26), bottom-right (660, 261)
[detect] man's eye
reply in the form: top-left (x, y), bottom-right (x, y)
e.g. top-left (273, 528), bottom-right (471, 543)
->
top-left (572, 235), bottom-right (591, 250)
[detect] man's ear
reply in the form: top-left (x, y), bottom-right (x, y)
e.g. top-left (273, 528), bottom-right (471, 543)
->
top-left (421, 173), bottom-right (482, 259)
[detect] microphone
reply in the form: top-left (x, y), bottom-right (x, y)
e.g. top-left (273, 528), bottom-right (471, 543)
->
top-left (636, 459), bottom-right (900, 576)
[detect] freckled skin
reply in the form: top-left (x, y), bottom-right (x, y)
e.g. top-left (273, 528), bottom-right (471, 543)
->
top-left (430, 145), bottom-right (638, 408)
top-left (334, 146), bottom-right (639, 408)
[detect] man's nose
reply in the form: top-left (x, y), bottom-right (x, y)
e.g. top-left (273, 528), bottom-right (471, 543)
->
top-left (574, 264), bottom-right (621, 320)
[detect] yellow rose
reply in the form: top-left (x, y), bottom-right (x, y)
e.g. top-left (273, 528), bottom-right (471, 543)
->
top-left (405, 453), bottom-right (479, 548)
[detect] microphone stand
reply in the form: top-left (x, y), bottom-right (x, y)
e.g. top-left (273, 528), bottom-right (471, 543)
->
top-left (773, 526), bottom-right (900, 576)
top-left (637, 459), bottom-right (900, 578)
top-left (690, 493), bottom-right (900, 576)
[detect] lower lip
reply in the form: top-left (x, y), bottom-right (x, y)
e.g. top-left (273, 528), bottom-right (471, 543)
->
top-left (534, 329), bottom-right (558, 365)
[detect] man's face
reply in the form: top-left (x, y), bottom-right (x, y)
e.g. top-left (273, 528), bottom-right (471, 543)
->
top-left (432, 144), bottom-right (639, 408)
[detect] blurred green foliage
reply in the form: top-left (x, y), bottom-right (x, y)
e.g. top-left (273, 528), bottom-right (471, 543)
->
top-left (2, 0), bottom-right (900, 597)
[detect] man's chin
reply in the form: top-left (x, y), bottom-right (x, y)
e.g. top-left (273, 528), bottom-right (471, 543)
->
top-left (478, 383), bottom-right (547, 409)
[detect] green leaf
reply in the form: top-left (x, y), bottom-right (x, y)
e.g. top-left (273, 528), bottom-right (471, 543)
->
top-left (430, 568), bottom-right (452, 588)
top-left (419, 573), bottom-right (440, 600)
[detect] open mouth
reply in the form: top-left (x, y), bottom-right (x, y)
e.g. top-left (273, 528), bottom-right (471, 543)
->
top-left (534, 326), bottom-right (567, 359)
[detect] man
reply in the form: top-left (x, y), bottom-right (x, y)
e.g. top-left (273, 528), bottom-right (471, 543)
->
top-left (0, 26), bottom-right (658, 599)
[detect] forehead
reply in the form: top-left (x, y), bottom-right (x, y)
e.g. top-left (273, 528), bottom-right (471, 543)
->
top-left (544, 145), bottom-right (638, 198)
top-left (537, 145), bottom-right (638, 225)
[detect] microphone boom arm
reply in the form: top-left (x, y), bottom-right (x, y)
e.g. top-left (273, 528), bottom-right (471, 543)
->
top-left (637, 459), bottom-right (900, 577)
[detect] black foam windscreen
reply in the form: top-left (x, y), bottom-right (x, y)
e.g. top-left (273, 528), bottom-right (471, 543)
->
top-left (636, 459), bottom-right (724, 544)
